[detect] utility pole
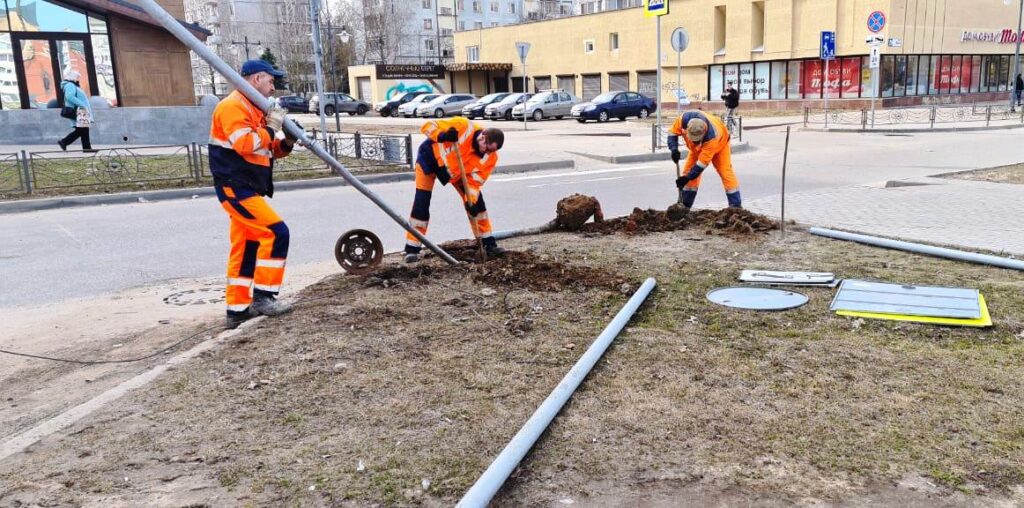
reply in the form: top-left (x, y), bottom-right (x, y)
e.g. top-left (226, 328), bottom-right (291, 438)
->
top-left (309, 0), bottom-right (328, 141)
top-left (1010, 0), bottom-right (1023, 111)
top-left (230, 35), bottom-right (262, 60)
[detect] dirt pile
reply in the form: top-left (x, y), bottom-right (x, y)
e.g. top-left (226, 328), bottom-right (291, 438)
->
top-left (580, 206), bottom-right (778, 238)
top-left (555, 194), bottom-right (604, 231)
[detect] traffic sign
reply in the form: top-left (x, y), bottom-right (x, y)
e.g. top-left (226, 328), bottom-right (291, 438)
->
top-left (515, 41), bottom-right (530, 64)
top-left (644, 0), bottom-right (669, 17)
top-left (867, 10), bottom-right (886, 33)
top-left (820, 31), bottom-right (836, 61)
top-left (887, 37), bottom-right (903, 48)
top-left (865, 35), bottom-right (884, 45)
top-left (869, 45), bottom-right (880, 69)
top-left (674, 88), bottom-right (690, 105)
top-left (670, 27), bottom-right (689, 52)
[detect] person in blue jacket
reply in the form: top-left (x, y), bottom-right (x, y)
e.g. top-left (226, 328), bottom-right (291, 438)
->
top-left (57, 69), bottom-right (96, 152)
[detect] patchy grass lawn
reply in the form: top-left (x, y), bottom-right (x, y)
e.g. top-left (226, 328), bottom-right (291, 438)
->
top-left (942, 163), bottom-right (1024, 185)
top-left (1, 225), bottom-right (1023, 507)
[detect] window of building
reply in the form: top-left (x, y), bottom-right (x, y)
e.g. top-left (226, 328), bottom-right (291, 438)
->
top-left (0, 34), bottom-right (19, 109)
top-left (426, 39), bottom-right (435, 51)
top-left (709, 65), bottom-right (724, 100)
top-left (423, 0), bottom-right (431, 8)
top-left (770, 61), bottom-right (787, 99)
top-left (423, 18), bottom-right (432, 30)
top-left (509, 2), bottom-right (516, 13)
top-left (584, 39), bottom-right (594, 53)
top-left (714, 5), bottom-right (726, 55)
top-left (950, 55), bottom-right (962, 94)
top-left (971, 56), bottom-right (982, 93)
top-left (441, 6), bottom-right (452, 14)
top-left (474, 21), bottom-right (483, 29)
top-left (459, 21), bottom-right (466, 31)
top-left (904, 55), bottom-right (918, 96)
top-left (738, 63), bottom-right (754, 100)
top-left (999, 55), bottom-right (1010, 91)
top-left (467, 45), bottom-right (479, 62)
top-left (609, 32), bottom-right (619, 51)
top-left (786, 60), bottom-right (802, 98)
top-left (490, 1), bottom-right (499, 12)
top-left (458, 0), bottom-right (465, 10)
top-left (491, 22), bottom-right (498, 27)
top-left (751, 1), bottom-right (765, 52)
top-left (11, 0), bottom-right (88, 32)
top-left (442, 28), bottom-right (453, 35)
top-left (959, 56), bottom-right (971, 94)
top-left (473, 1), bottom-right (482, 12)
top-left (880, 55), bottom-right (895, 97)
top-left (754, 61), bottom-right (769, 99)
top-left (840, 57), bottom-right (860, 98)
top-left (893, 55), bottom-right (907, 96)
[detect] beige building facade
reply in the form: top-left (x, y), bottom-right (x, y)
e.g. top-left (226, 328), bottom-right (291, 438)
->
top-left (428, 0), bottom-right (1024, 109)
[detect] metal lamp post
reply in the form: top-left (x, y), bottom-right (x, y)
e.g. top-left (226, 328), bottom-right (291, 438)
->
top-left (1007, 0), bottom-right (1023, 111)
top-left (309, 0), bottom-right (328, 143)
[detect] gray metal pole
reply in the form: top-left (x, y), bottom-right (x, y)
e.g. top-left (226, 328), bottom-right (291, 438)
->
top-left (655, 16), bottom-right (662, 146)
top-left (310, 0), bottom-right (328, 141)
top-left (523, 62), bottom-right (528, 131)
top-left (1011, 0), bottom-right (1023, 111)
top-left (133, 0), bottom-right (458, 265)
top-left (809, 228), bottom-right (1024, 271)
top-left (676, 46), bottom-right (681, 115)
top-left (824, 58), bottom-right (830, 129)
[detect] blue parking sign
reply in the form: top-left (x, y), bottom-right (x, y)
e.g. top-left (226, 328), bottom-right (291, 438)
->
top-left (820, 31), bottom-right (836, 61)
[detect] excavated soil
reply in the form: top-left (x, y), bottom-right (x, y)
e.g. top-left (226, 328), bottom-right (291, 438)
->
top-left (367, 241), bottom-right (631, 293)
top-left (555, 193), bottom-right (604, 231)
top-left (580, 206), bottom-right (778, 238)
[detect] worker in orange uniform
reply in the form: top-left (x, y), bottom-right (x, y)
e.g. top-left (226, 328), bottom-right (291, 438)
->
top-left (403, 117), bottom-right (505, 263)
top-left (209, 60), bottom-right (297, 328)
top-left (667, 110), bottom-right (742, 213)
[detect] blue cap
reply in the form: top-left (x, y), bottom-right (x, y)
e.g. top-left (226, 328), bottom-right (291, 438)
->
top-left (240, 59), bottom-right (286, 77)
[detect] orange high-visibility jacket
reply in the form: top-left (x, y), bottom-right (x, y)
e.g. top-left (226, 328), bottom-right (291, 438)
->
top-left (421, 117), bottom-right (497, 204)
top-left (668, 111), bottom-right (729, 178)
top-left (209, 91), bottom-right (292, 196)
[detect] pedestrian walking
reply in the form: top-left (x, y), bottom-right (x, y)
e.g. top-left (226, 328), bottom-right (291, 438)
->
top-left (1015, 73), bottom-right (1023, 107)
top-left (667, 110), bottom-right (742, 215)
top-left (209, 59), bottom-right (298, 328)
top-left (721, 82), bottom-right (740, 120)
top-left (56, 69), bottom-right (96, 152)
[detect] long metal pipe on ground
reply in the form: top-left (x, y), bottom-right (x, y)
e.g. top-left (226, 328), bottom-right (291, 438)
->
top-left (808, 227), bottom-right (1024, 271)
top-left (457, 277), bottom-right (658, 508)
top-left (134, 0), bottom-right (458, 266)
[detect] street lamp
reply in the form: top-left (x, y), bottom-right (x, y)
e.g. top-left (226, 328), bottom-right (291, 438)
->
top-left (1006, 0), bottom-right (1023, 111)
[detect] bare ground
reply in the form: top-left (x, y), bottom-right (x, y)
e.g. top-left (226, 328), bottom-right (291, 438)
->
top-left (942, 163), bottom-right (1024, 185)
top-left (2, 218), bottom-right (1024, 507)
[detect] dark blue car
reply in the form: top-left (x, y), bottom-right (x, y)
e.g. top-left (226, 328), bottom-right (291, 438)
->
top-left (570, 91), bottom-right (657, 123)
top-left (275, 95), bottom-right (309, 113)
top-left (460, 92), bottom-right (512, 119)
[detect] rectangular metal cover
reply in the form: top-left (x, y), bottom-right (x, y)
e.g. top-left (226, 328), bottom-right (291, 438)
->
top-left (830, 280), bottom-right (981, 319)
top-left (740, 270), bottom-right (835, 284)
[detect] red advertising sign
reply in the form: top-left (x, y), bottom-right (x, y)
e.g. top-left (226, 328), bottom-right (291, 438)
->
top-left (803, 59), bottom-right (861, 96)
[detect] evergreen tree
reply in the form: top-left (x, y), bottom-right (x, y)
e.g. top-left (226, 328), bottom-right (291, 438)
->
top-left (259, 48), bottom-right (287, 90)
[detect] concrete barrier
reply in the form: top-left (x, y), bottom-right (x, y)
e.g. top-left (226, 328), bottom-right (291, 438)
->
top-left (1, 104), bottom-right (216, 146)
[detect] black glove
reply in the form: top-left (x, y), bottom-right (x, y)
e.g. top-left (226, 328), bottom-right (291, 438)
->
top-left (671, 150), bottom-right (681, 164)
top-left (675, 176), bottom-right (690, 189)
top-left (437, 127), bottom-right (459, 143)
top-left (264, 126), bottom-right (276, 140)
top-left (465, 199), bottom-right (484, 216)
top-left (284, 121), bottom-right (302, 142)
top-left (436, 166), bottom-right (451, 186)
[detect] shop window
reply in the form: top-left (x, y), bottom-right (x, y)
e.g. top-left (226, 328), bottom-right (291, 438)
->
top-left (950, 56), bottom-right (962, 94)
top-left (55, 39), bottom-right (91, 96)
top-left (723, 64), bottom-right (738, 98)
top-left (751, 2), bottom-right (765, 51)
top-left (904, 56), bottom-right (918, 96)
top-left (823, 59), bottom-right (839, 99)
top-left (880, 55), bottom-right (894, 97)
top-left (11, 0), bottom-right (89, 32)
top-left (928, 55), bottom-right (939, 94)
top-left (708, 65), bottom-right (724, 100)
top-left (0, 34), bottom-right (20, 109)
top-left (971, 56), bottom-right (982, 93)
top-left (914, 56), bottom-right (927, 95)
top-left (893, 55), bottom-right (906, 96)
top-left (738, 63), bottom-right (753, 100)
top-left (787, 60), bottom-right (802, 98)
top-left (770, 61), bottom-right (787, 99)
top-left (714, 6), bottom-right (726, 55)
top-left (960, 56), bottom-right (972, 94)
top-left (754, 62), bottom-right (769, 99)
top-left (840, 57), bottom-right (860, 98)
top-left (803, 59), bottom-right (822, 98)
top-left (91, 34), bottom-right (117, 105)
top-left (999, 55), bottom-right (1010, 91)
top-left (860, 56), bottom-right (873, 97)
top-left (935, 55), bottom-right (951, 94)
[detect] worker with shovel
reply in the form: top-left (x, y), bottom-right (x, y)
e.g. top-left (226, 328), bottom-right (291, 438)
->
top-left (404, 117), bottom-right (505, 263)
top-left (666, 110), bottom-right (742, 218)
top-left (209, 60), bottom-right (298, 328)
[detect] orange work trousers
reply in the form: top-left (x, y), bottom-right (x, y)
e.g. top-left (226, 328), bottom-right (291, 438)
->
top-left (216, 184), bottom-right (289, 316)
top-left (404, 161), bottom-right (494, 254)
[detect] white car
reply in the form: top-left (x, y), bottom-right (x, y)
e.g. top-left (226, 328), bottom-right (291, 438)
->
top-left (415, 94), bottom-right (477, 118)
top-left (397, 94), bottom-right (439, 118)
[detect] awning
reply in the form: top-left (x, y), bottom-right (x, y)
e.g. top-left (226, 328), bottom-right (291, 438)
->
top-left (62, 0), bottom-right (211, 39)
top-left (445, 62), bottom-right (514, 72)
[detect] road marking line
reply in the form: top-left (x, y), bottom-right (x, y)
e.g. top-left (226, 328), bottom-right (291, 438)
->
top-left (492, 165), bottom-right (654, 183)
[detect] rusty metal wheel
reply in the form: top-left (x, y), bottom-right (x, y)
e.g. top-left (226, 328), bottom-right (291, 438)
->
top-left (334, 229), bottom-right (383, 275)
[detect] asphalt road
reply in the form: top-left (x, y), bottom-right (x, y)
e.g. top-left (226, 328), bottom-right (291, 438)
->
top-left (2, 125), bottom-right (1022, 309)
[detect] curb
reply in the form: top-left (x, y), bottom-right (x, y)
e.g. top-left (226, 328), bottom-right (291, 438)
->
top-left (569, 141), bottom-right (752, 164)
top-left (802, 123), bottom-right (1024, 134)
top-left (0, 159), bottom-right (575, 215)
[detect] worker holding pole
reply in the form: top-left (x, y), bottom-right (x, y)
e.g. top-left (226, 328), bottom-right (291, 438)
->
top-left (667, 110), bottom-right (742, 215)
top-left (404, 117), bottom-right (505, 263)
top-left (209, 59), bottom-right (297, 328)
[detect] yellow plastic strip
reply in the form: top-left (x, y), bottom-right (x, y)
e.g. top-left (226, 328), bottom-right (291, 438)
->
top-left (836, 294), bottom-right (992, 328)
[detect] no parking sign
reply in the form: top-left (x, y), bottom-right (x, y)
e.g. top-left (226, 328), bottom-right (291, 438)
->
top-left (867, 10), bottom-right (886, 33)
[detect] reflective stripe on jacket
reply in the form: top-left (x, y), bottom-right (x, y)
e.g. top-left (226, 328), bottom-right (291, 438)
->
top-left (420, 117), bottom-right (497, 203)
top-left (208, 91), bottom-right (292, 197)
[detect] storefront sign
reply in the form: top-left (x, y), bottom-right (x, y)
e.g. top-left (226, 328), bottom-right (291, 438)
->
top-left (375, 64), bottom-right (445, 79)
top-left (961, 29), bottom-right (1024, 43)
top-left (803, 59), bottom-right (861, 96)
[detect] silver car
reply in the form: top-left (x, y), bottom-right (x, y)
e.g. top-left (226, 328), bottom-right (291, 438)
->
top-left (415, 94), bottom-right (477, 118)
top-left (308, 92), bottom-right (371, 116)
top-left (484, 93), bottom-right (532, 120)
top-left (397, 94), bottom-right (440, 118)
top-left (512, 89), bottom-right (580, 121)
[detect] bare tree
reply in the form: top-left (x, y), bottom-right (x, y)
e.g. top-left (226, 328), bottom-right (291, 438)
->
top-left (358, 0), bottom-right (414, 64)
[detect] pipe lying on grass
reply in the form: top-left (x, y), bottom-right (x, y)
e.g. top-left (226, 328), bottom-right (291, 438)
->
top-left (133, 0), bottom-right (458, 266)
top-left (457, 277), bottom-right (657, 508)
top-left (808, 227), bottom-right (1024, 271)
top-left (491, 220), bottom-right (557, 241)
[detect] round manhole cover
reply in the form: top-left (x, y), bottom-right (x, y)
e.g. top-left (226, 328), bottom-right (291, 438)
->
top-left (706, 287), bottom-right (808, 311)
top-left (163, 286), bottom-right (225, 306)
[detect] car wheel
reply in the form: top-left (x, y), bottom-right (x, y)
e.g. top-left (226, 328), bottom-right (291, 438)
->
top-left (598, 110), bottom-right (609, 122)
top-left (324, 105), bottom-right (335, 116)
top-left (434, 109), bottom-right (445, 118)
top-left (532, 109), bottom-right (543, 121)
top-left (357, 105), bottom-right (368, 115)
top-left (380, 108), bottom-right (391, 117)
top-left (347, 111), bottom-right (356, 116)
top-left (639, 108), bottom-right (650, 119)
top-left (504, 110), bottom-right (512, 121)
top-left (556, 115), bottom-right (564, 119)
top-left (576, 118), bottom-right (586, 123)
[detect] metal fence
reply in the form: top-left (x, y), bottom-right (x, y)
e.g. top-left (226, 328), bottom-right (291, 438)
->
top-left (804, 104), bottom-right (1024, 130)
top-left (651, 114), bottom-right (743, 151)
top-left (0, 133), bottom-right (413, 197)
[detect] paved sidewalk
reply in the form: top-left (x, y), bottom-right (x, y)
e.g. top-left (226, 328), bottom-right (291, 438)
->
top-left (744, 176), bottom-right (1024, 256)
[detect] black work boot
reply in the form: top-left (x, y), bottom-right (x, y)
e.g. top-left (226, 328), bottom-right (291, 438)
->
top-left (251, 294), bottom-right (293, 317)
top-left (404, 252), bottom-right (420, 263)
top-left (225, 308), bottom-right (255, 329)
top-left (485, 244), bottom-right (507, 257)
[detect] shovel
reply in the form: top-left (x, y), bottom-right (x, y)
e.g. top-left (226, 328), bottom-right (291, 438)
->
top-left (666, 160), bottom-right (690, 221)
top-left (453, 147), bottom-right (488, 263)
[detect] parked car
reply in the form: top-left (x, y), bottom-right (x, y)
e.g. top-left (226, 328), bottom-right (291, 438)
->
top-left (511, 89), bottom-right (580, 121)
top-left (483, 93), bottom-right (532, 120)
top-left (397, 93), bottom-right (440, 117)
top-left (275, 95), bottom-right (309, 113)
top-left (461, 92), bottom-right (511, 119)
top-left (308, 92), bottom-right (370, 116)
top-left (415, 93), bottom-right (477, 118)
top-left (374, 91), bottom-right (428, 117)
top-left (571, 91), bottom-right (657, 123)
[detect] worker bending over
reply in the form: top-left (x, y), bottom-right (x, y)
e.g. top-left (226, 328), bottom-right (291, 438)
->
top-left (404, 117), bottom-right (505, 263)
top-left (667, 110), bottom-right (742, 213)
